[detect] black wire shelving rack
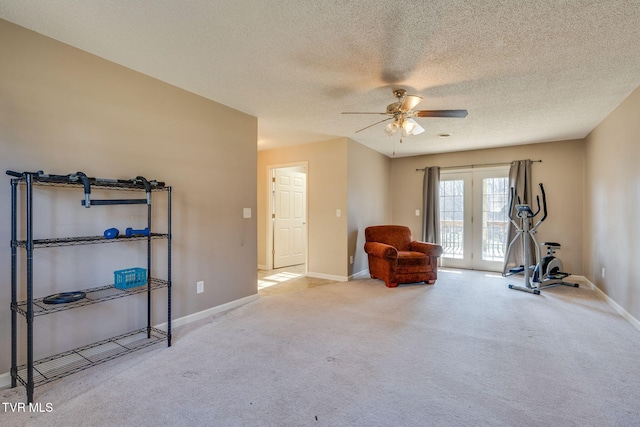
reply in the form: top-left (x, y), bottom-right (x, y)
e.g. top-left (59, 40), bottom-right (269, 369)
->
top-left (8, 172), bottom-right (172, 403)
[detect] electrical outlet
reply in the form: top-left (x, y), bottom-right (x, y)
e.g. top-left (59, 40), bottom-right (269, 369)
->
top-left (415, 209), bottom-right (420, 216)
top-left (197, 280), bottom-right (204, 294)
top-left (349, 255), bottom-right (354, 264)
top-left (601, 268), bottom-right (605, 279)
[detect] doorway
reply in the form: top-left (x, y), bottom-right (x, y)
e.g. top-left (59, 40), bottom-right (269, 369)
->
top-left (266, 163), bottom-right (308, 272)
top-left (439, 167), bottom-right (510, 271)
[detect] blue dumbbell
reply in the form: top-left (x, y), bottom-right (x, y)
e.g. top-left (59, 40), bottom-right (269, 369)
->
top-left (104, 228), bottom-right (120, 239)
top-left (126, 227), bottom-right (150, 237)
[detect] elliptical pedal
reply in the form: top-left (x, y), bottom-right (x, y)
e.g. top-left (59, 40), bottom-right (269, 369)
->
top-left (547, 272), bottom-right (570, 280)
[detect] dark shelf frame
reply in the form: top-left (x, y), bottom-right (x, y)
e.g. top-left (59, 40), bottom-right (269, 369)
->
top-left (12, 278), bottom-right (169, 317)
top-left (13, 233), bottom-right (169, 248)
top-left (15, 327), bottom-right (168, 388)
top-left (9, 173), bottom-right (172, 403)
top-left (8, 173), bottom-right (166, 191)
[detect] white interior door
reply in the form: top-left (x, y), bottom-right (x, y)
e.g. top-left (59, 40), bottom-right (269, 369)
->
top-left (273, 168), bottom-right (306, 268)
top-left (439, 167), bottom-right (509, 271)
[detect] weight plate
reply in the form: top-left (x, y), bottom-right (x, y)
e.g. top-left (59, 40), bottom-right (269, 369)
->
top-left (43, 291), bottom-right (87, 304)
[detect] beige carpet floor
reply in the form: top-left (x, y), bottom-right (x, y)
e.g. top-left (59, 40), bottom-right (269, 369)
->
top-left (2, 269), bottom-right (639, 426)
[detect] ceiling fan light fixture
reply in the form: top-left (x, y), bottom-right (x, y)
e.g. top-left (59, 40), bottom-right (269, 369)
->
top-left (385, 121), bottom-right (399, 136)
top-left (410, 120), bottom-right (425, 135)
top-left (402, 119), bottom-right (416, 135)
top-left (400, 118), bottom-right (424, 136)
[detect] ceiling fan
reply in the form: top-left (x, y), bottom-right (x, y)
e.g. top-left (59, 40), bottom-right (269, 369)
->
top-left (342, 88), bottom-right (468, 141)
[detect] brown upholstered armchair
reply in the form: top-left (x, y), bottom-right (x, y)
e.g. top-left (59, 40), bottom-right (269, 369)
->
top-left (364, 225), bottom-right (443, 288)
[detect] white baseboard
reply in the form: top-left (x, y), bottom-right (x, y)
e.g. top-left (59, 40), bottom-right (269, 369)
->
top-left (349, 269), bottom-right (370, 280)
top-left (307, 271), bottom-right (348, 282)
top-left (155, 293), bottom-right (259, 331)
top-left (574, 275), bottom-right (640, 332)
top-left (258, 264), bottom-right (349, 283)
top-left (1, 293), bottom-right (260, 390)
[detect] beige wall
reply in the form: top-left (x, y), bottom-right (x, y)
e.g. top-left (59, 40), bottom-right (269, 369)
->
top-left (258, 139), bottom-right (390, 280)
top-left (347, 140), bottom-right (392, 277)
top-left (390, 140), bottom-right (585, 274)
top-left (0, 20), bottom-right (257, 368)
top-left (584, 85), bottom-right (640, 320)
top-left (257, 139), bottom-right (349, 279)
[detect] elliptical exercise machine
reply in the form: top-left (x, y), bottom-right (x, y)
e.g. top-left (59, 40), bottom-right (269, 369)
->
top-left (503, 183), bottom-right (578, 294)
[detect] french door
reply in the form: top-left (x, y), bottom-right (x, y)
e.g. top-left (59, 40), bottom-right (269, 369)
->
top-left (439, 168), bottom-right (510, 271)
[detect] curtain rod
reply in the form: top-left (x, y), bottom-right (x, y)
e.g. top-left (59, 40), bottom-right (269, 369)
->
top-left (416, 159), bottom-right (542, 172)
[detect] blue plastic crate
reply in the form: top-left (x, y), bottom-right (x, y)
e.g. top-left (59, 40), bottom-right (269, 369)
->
top-left (114, 267), bottom-right (147, 290)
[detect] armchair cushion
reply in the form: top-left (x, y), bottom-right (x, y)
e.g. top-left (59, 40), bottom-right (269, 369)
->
top-left (398, 251), bottom-right (428, 269)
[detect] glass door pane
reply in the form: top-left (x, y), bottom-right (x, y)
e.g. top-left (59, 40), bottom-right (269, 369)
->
top-left (481, 177), bottom-right (509, 261)
top-left (440, 179), bottom-right (464, 259)
top-left (472, 169), bottom-right (509, 271)
top-left (439, 172), bottom-right (472, 269)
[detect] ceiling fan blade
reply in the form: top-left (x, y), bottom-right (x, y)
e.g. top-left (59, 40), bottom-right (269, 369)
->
top-left (354, 117), bottom-right (393, 133)
top-left (399, 95), bottom-right (422, 112)
top-left (342, 112), bottom-right (388, 115)
top-left (414, 109), bottom-right (468, 118)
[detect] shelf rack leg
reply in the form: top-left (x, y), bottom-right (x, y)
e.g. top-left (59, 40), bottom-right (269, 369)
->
top-left (26, 173), bottom-right (34, 403)
top-left (147, 190), bottom-right (152, 339)
top-left (10, 179), bottom-right (18, 388)
top-left (167, 186), bottom-right (172, 347)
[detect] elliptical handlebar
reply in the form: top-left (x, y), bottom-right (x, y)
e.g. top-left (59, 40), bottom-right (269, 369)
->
top-left (528, 183), bottom-right (548, 232)
top-left (508, 187), bottom-right (515, 219)
top-left (508, 182), bottom-right (548, 224)
top-left (538, 183), bottom-right (548, 223)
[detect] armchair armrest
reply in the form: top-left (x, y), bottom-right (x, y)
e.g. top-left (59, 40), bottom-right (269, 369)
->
top-left (410, 241), bottom-right (443, 257)
top-left (364, 242), bottom-right (398, 260)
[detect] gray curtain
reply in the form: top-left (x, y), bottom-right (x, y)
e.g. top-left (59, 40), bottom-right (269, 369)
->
top-left (422, 166), bottom-right (440, 243)
top-left (503, 159), bottom-right (533, 274)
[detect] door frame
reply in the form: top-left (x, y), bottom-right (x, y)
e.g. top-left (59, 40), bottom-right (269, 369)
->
top-left (266, 161), bottom-right (309, 272)
top-left (438, 171), bottom-right (472, 269)
top-left (439, 166), bottom-right (509, 271)
top-left (470, 167), bottom-right (510, 271)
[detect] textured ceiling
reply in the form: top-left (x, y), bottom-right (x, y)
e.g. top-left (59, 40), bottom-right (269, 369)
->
top-left (2, 0), bottom-right (640, 157)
